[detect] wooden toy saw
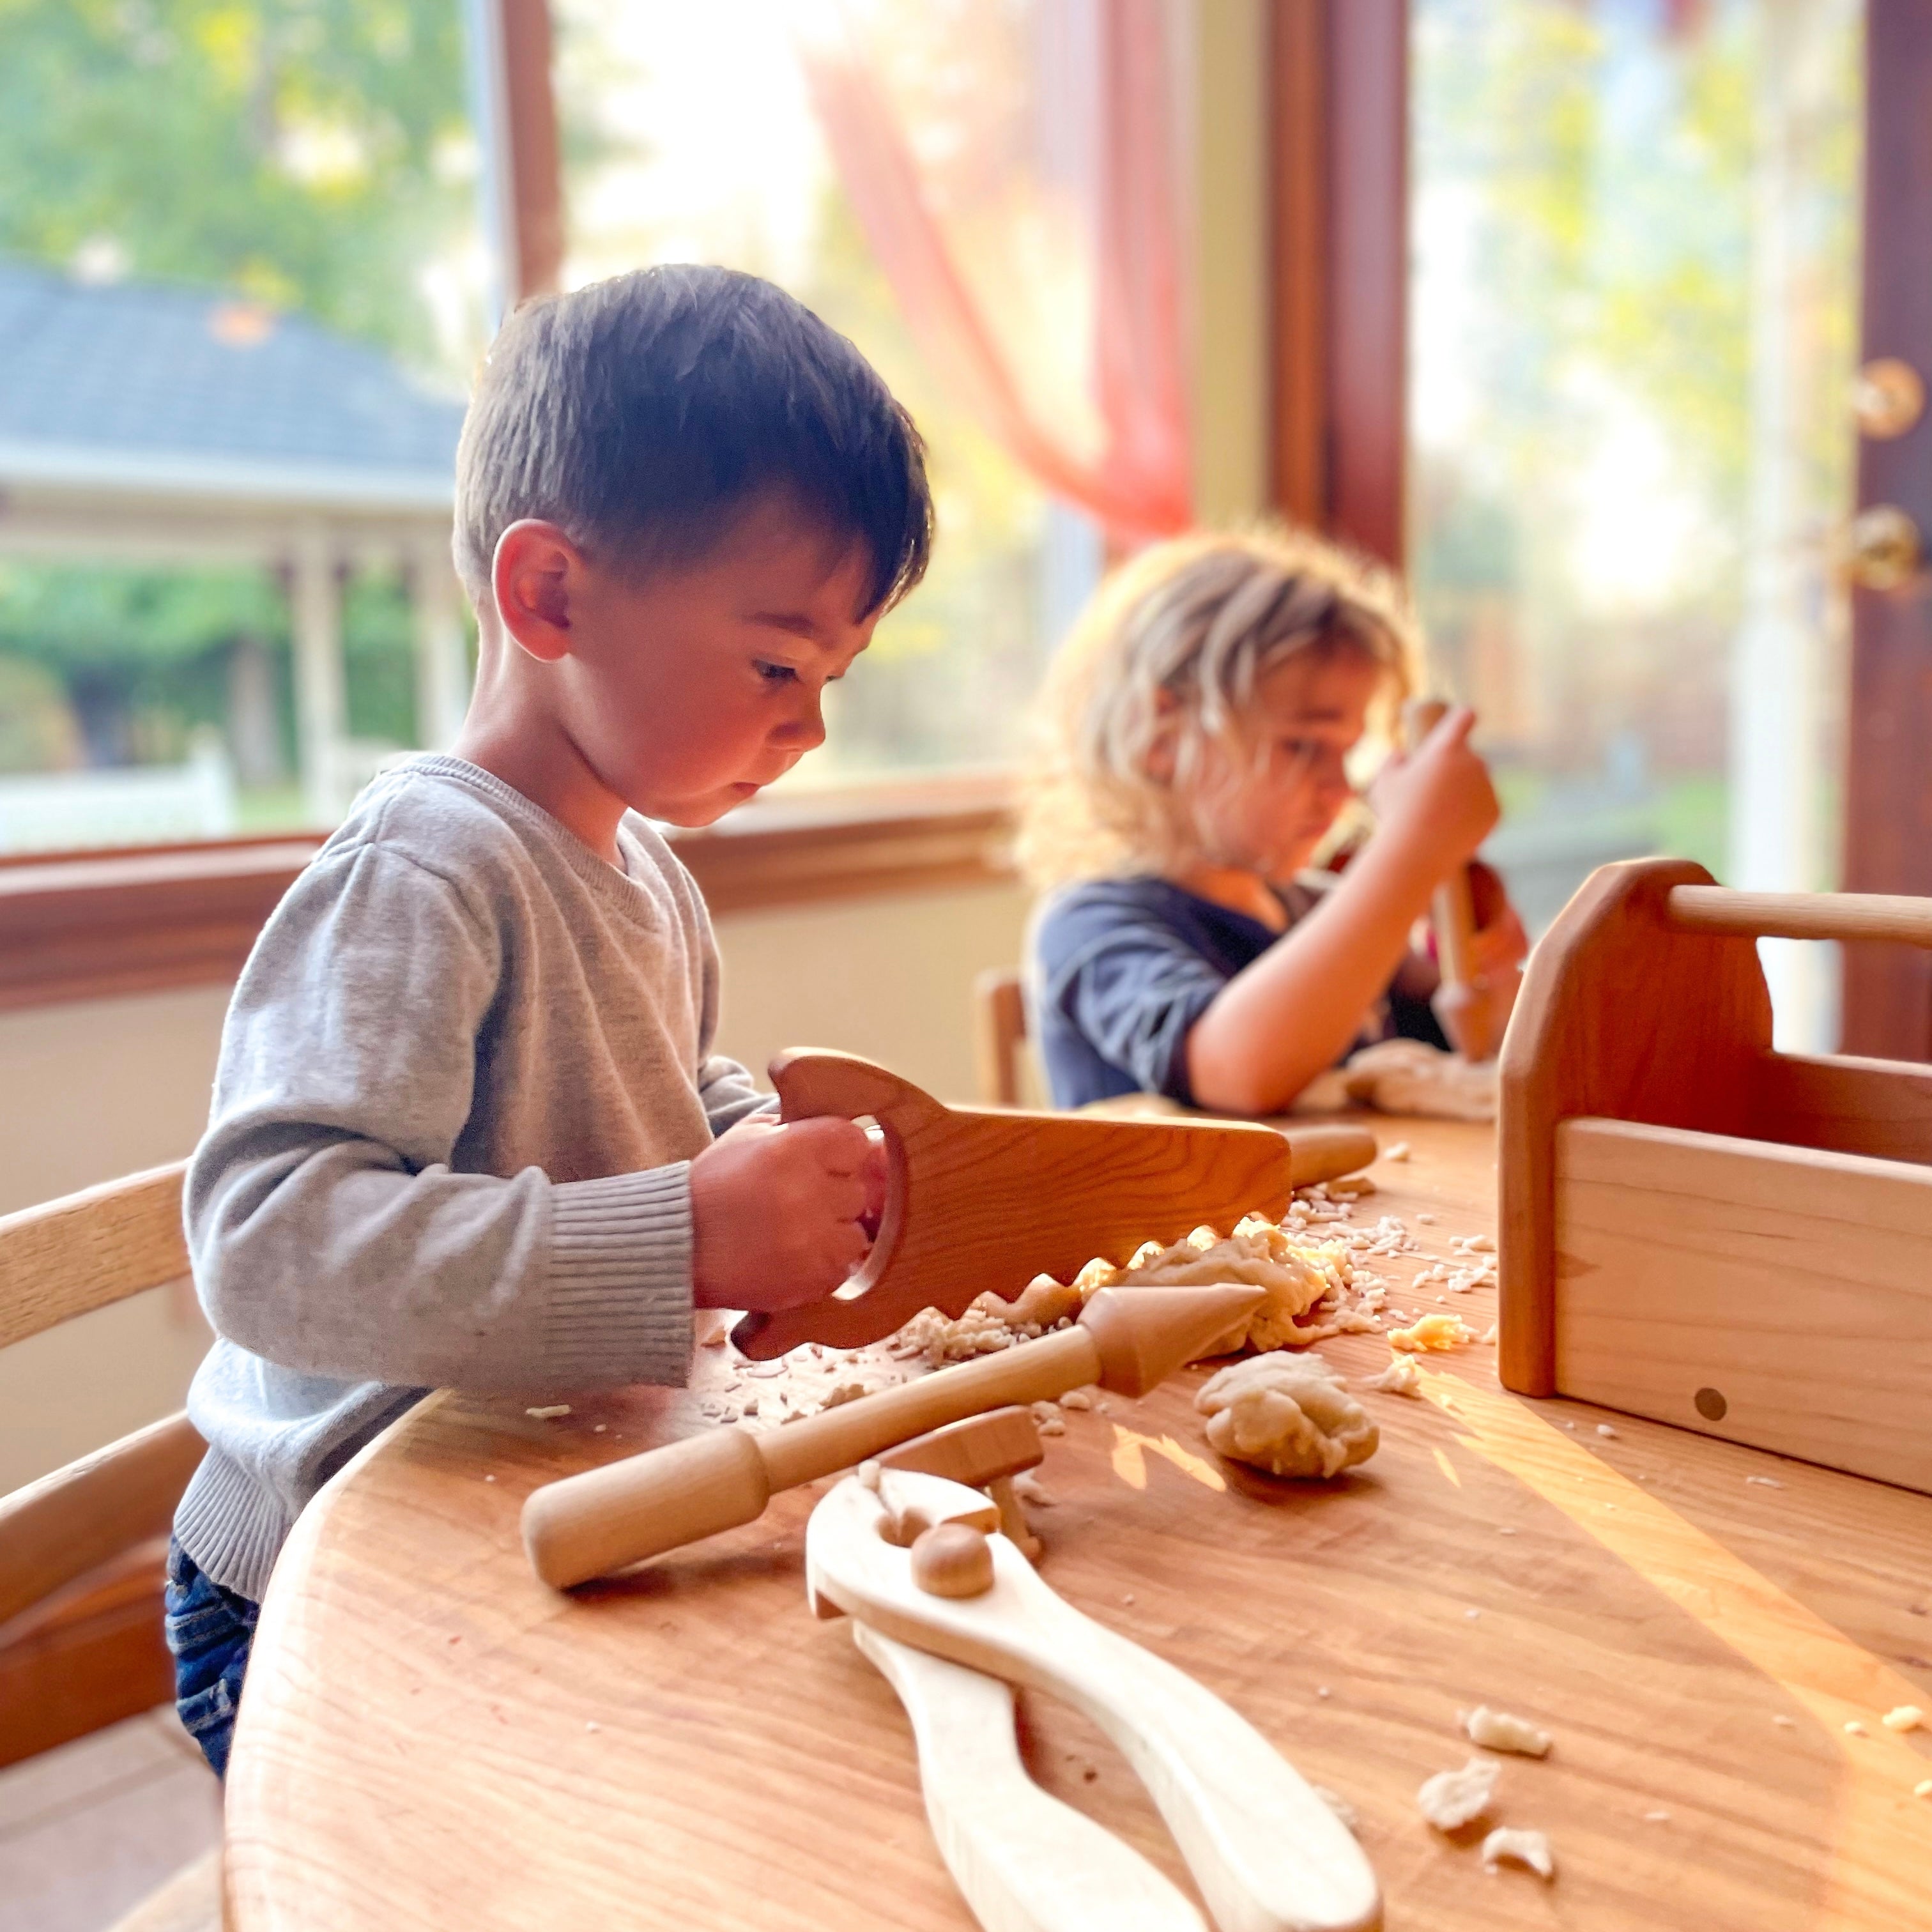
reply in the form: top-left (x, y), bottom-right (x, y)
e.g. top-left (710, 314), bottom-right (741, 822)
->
top-left (731, 1048), bottom-right (1376, 1360)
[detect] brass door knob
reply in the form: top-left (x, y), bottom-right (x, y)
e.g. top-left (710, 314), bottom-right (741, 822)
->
top-left (1844, 504), bottom-right (1924, 592)
top-left (1853, 358), bottom-right (1926, 440)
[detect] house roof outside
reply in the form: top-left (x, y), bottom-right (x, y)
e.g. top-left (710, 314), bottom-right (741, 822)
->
top-left (0, 258), bottom-right (465, 513)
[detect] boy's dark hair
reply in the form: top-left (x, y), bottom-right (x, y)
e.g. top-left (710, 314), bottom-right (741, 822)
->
top-left (454, 265), bottom-right (933, 616)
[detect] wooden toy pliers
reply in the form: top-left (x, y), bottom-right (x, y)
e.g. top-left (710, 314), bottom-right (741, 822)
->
top-left (806, 1470), bottom-right (1382, 1932)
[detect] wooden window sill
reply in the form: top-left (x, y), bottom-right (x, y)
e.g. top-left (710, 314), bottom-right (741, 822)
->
top-left (0, 775), bottom-right (1018, 1013)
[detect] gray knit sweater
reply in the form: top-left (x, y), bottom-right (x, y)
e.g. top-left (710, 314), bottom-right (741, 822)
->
top-left (174, 756), bottom-right (770, 1600)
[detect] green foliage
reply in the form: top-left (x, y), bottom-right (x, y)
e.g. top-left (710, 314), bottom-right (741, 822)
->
top-left (0, 0), bottom-right (470, 786)
top-left (0, 0), bottom-right (475, 371)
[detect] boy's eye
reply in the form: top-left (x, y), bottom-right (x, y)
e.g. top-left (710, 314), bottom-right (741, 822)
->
top-left (755, 660), bottom-right (799, 686)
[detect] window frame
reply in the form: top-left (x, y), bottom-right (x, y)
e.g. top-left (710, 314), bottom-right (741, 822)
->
top-left (0, 772), bottom-right (1017, 1012)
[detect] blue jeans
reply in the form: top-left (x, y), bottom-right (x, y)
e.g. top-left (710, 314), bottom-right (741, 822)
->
top-left (163, 1537), bottom-right (259, 1778)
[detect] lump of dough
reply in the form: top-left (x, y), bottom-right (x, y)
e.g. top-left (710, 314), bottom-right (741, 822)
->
top-left (1194, 1353), bottom-right (1378, 1480)
top-left (1480, 1826), bottom-right (1555, 1880)
top-left (1103, 1216), bottom-right (1370, 1353)
top-left (1342, 1039), bottom-right (1499, 1122)
top-left (1389, 1312), bottom-right (1475, 1353)
top-left (1461, 1706), bottom-right (1552, 1757)
top-left (1416, 1756), bottom-right (1499, 1830)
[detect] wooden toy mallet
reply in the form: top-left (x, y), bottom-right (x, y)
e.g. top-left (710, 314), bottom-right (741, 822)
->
top-left (522, 1282), bottom-right (1264, 1590)
top-left (1401, 698), bottom-right (1518, 1062)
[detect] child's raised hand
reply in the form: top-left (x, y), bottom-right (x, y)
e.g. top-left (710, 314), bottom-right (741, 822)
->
top-left (1466, 859), bottom-right (1529, 985)
top-left (1368, 705), bottom-right (1500, 878)
top-left (689, 1113), bottom-right (874, 1312)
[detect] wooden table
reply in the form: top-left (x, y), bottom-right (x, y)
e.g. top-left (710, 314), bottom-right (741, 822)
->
top-left (224, 1119), bottom-right (1932, 1930)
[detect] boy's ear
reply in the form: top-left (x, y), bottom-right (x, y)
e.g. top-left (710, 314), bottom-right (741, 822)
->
top-left (491, 521), bottom-right (582, 664)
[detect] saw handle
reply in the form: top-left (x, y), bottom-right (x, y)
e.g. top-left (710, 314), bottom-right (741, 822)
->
top-left (730, 1049), bottom-right (937, 1358)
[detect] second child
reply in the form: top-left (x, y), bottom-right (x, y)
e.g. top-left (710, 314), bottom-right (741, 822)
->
top-left (1022, 528), bottom-right (1526, 1115)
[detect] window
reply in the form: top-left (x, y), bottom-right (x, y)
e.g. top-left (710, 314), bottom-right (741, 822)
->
top-left (0, 0), bottom-right (486, 854)
top-left (1409, 0), bottom-right (1863, 1045)
top-left (551, 0), bottom-right (1107, 786)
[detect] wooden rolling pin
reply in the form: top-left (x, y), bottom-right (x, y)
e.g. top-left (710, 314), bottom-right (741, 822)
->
top-left (523, 1281), bottom-right (1264, 1590)
top-left (1401, 698), bottom-right (1515, 1062)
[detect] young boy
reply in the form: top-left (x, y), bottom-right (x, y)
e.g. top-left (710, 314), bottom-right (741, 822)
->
top-left (164, 266), bottom-right (933, 1775)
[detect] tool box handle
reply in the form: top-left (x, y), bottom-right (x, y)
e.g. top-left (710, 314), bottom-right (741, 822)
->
top-left (1667, 885), bottom-right (1932, 948)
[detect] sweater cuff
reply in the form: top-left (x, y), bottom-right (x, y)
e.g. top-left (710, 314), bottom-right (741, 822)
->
top-left (544, 1165), bottom-right (694, 1386)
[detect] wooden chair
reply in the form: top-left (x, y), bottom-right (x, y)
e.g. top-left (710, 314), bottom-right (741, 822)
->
top-left (0, 1160), bottom-right (222, 1930)
top-left (972, 966), bottom-right (1031, 1107)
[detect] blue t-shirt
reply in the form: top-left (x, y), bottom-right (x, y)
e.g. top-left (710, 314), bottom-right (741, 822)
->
top-left (1029, 875), bottom-right (1446, 1110)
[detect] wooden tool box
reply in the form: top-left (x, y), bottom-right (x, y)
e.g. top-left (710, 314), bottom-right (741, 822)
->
top-left (1498, 858), bottom-right (1932, 1495)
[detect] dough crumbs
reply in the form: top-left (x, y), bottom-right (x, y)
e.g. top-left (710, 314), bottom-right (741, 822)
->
top-left (896, 1208), bottom-right (1384, 1363)
top-left (1390, 1312), bottom-right (1475, 1353)
top-left (857, 1459), bottom-right (882, 1492)
top-left (1746, 1475), bottom-right (1784, 1488)
top-left (1417, 1756), bottom-right (1499, 1831)
top-left (1011, 1471), bottom-right (1053, 1506)
top-left (525, 1404), bottom-right (571, 1420)
top-left (1882, 1705), bottom-right (1924, 1732)
top-left (1480, 1827), bottom-right (1555, 1881)
top-left (1384, 1141), bottom-right (1411, 1162)
top-left (1844, 1721), bottom-right (1867, 1736)
top-left (585, 1721), bottom-right (601, 1733)
top-left (1367, 1353), bottom-right (1423, 1397)
top-left (1915, 1779), bottom-right (1932, 1800)
top-left (1773, 1715), bottom-right (1796, 1728)
top-left (1596, 1423), bottom-right (1618, 1439)
top-left (1462, 1706), bottom-right (1552, 1757)
top-left (482, 1473), bottom-right (496, 1483)
top-left (1195, 1352), bottom-right (1379, 1479)
top-left (1314, 1786), bottom-right (1360, 1832)
top-left (1317, 1686), bottom-right (1332, 1699)
top-left (1037, 1416), bottom-right (1066, 1436)
top-left (1059, 1388), bottom-right (1094, 1410)
top-left (1644, 1810), bottom-right (1671, 1823)
top-left (822, 1381), bottom-right (868, 1410)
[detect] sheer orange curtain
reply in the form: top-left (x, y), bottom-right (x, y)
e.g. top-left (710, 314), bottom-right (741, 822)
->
top-left (800, 0), bottom-right (1193, 547)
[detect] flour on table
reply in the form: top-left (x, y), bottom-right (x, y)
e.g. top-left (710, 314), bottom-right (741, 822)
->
top-left (1195, 1351), bottom-right (1379, 1480)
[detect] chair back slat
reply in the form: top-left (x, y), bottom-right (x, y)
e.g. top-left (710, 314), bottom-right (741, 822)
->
top-left (0, 1409), bottom-right (204, 1633)
top-left (0, 1160), bottom-right (190, 1351)
top-left (973, 967), bottom-right (1029, 1107)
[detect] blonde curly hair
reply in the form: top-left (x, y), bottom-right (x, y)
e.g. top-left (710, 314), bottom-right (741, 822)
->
top-left (1017, 526), bottom-right (1423, 889)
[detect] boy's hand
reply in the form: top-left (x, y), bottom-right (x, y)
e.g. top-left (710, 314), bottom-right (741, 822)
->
top-left (1369, 705), bottom-right (1500, 878)
top-left (689, 1113), bottom-right (875, 1312)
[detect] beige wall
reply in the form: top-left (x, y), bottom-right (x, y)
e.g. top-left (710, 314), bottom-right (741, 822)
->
top-left (0, 881), bottom-right (1031, 1492)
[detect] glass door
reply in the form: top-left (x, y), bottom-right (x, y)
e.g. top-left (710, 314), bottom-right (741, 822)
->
top-left (1407, 0), bottom-right (1866, 1051)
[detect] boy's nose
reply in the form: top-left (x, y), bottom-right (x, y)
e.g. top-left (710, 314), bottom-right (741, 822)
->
top-left (778, 698), bottom-right (827, 752)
